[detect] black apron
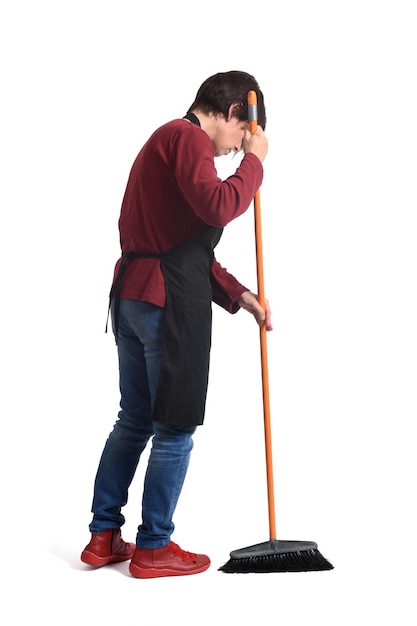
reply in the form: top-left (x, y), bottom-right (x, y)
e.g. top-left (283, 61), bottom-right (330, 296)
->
top-left (153, 226), bottom-right (222, 426)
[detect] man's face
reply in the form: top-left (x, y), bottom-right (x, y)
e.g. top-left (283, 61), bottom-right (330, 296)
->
top-left (212, 116), bottom-right (250, 157)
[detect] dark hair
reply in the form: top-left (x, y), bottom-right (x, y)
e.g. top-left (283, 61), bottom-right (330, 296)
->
top-left (187, 70), bottom-right (266, 130)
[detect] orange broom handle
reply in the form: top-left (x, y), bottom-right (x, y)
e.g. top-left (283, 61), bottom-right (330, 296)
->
top-left (248, 91), bottom-right (276, 540)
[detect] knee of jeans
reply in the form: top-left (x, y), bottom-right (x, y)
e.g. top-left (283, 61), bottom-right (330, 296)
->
top-left (111, 411), bottom-right (153, 443)
top-left (152, 423), bottom-right (196, 453)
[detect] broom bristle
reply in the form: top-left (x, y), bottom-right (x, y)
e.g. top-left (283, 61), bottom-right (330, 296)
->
top-left (219, 548), bottom-right (333, 573)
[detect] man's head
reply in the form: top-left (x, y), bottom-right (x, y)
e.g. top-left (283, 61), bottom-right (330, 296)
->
top-left (188, 70), bottom-right (266, 130)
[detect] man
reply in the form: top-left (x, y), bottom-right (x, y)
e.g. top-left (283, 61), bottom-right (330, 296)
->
top-left (81, 70), bottom-right (271, 578)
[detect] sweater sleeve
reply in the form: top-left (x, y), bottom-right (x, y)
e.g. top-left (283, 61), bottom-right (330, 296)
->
top-left (210, 258), bottom-right (249, 313)
top-left (172, 125), bottom-right (263, 228)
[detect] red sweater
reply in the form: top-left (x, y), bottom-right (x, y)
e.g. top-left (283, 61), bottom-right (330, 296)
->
top-left (116, 118), bottom-right (263, 312)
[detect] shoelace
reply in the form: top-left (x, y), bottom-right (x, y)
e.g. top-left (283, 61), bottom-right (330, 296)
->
top-left (170, 542), bottom-right (197, 561)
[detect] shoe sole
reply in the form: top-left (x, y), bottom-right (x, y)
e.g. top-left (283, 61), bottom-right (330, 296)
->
top-left (81, 549), bottom-right (135, 567)
top-left (129, 561), bottom-right (210, 579)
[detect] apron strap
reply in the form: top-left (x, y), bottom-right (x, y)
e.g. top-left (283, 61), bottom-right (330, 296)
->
top-left (183, 112), bottom-right (201, 127)
top-left (105, 251), bottom-right (161, 340)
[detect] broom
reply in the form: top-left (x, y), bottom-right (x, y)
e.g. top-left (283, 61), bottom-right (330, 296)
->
top-left (219, 91), bottom-right (333, 574)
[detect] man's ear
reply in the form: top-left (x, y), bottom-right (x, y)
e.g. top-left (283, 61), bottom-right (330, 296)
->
top-left (227, 102), bottom-right (244, 121)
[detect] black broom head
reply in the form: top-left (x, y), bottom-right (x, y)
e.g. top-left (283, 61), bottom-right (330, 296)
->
top-left (219, 539), bottom-right (334, 573)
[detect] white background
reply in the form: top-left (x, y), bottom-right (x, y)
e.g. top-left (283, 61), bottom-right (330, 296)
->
top-left (1, 1), bottom-right (416, 624)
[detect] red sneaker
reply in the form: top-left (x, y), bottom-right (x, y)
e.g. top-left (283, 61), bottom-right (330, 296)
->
top-left (81, 528), bottom-right (135, 567)
top-left (129, 541), bottom-right (211, 578)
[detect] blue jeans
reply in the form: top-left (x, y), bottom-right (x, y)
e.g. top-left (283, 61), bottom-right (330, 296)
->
top-left (89, 299), bottom-right (197, 548)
